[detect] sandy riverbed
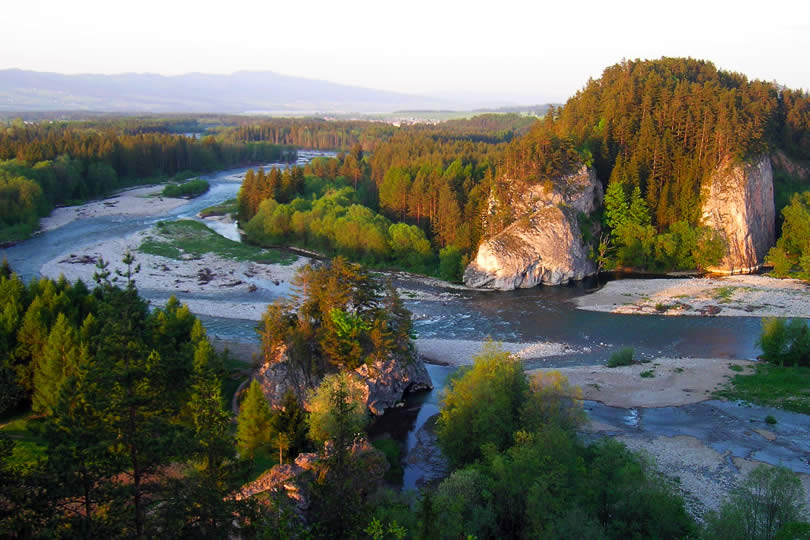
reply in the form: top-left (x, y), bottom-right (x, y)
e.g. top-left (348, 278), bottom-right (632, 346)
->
top-left (576, 274), bottom-right (810, 318)
top-left (38, 185), bottom-right (189, 232)
top-left (529, 357), bottom-right (755, 408)
top-left (40, 228), bottom-right (311, 302)
top-left (615, 433), bottom-right (810, 519)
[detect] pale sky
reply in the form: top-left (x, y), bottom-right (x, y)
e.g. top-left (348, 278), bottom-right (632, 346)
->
top-left (2, 0), bottom-right (809, 104)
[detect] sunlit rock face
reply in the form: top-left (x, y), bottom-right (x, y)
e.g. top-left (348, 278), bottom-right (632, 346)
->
top-left (701, 155), bottom-right (775, 274)
top-left (464, 165), bottom-right (602, 290)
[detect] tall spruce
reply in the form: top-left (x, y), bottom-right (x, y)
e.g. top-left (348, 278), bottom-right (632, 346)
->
top-left (236, 379), bottom-right (273, 460)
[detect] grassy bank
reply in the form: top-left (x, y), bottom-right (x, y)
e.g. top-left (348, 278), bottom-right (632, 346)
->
top-left (199, 198), bottom-right (238, 218)
top-left (714, 363), bottom-right (810, 414)
top-left (0, 412), bottom-right (46, 467)
top-left (139, 220), bottom-right (296, 264)
top-left (161, 178), bottom-right (210, 198)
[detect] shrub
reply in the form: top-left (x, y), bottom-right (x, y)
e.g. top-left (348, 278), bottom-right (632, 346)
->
top-left (765, 415), bottom-right (778, 425)
top-left (436, 342), bottom-right (529, 466)
top-left (162, 178), bottom-right (209, 198)
top-left (438, 245), bottom-right (465, 282)
top-left (607, 347), bottom-right (634, 367)
top-left (758, 317), bottom-right (810, 367)
top-left (703, 465), bottom-right (807, 540)
top-left (768, 246), bottom-right (793, 277)
top-left (371, 438), bottom-right (403, 483)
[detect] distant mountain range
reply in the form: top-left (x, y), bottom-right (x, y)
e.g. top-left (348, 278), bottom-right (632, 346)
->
top-left (0, 69), bottom-right (455, 113)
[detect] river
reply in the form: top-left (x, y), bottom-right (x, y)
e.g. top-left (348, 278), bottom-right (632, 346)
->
top-left (2, 153), bottom-right (789, 497)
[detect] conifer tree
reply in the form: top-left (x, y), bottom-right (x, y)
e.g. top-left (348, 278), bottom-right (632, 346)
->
top-left (273, 388), bottom-right (309, 459)
top-left (32, 313), bottom-right (78, 415)
top-left (43, 362), bottom-right (120, 538)
top-left (236, 379), bottom-right (273, 460)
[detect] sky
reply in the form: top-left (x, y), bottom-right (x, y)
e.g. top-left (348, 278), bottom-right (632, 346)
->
top-left (2, 0), bottom-right (809, 105)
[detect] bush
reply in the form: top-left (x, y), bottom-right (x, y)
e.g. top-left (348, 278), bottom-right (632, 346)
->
top-left (768, 246), bottom-right (793, 277)
top-left (371, 438), bottom-right (403, 484)
top-left (758, 317), bottom-right (810, 367)
top-left (607, 347), bottom-right (634, 367)
top-left (162, 178), bottom-right (209, 198)
top-left (765, 415), bottom-right (778, 425)
top-left (703, 465), bottom-right (807, 540)
top-left (436, 342), bottom-right (529, 466)
top-left (438, 245), bottom-right (465, 282)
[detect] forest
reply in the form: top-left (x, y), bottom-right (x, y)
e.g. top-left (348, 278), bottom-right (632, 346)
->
top-left (537, 58), bottom-right (810, 270)
top-left (2, 257), bottom-right (807, 538)
top-left (237, 129), bottom-right (508, 280)
top-left (232, 59), bottom-right (810, 276)
top-left (0, 120), bottom-right (295, 243)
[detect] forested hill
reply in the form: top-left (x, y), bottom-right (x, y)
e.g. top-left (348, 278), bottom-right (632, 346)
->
top-left (488, 57), bottom-right (810, 272)
top-left (511, 57), bottom-right (810, 227)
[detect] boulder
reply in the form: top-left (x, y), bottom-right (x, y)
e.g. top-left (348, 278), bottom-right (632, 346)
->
top-left (352, 355), bottom-right (433, 415)
top-left (701, 155), bottom-right (775, 273)
top-left (251, 345), bottom-right (432, 415)
top-left (464, 205), bottom-right (596, 289)
top-left (464, 164), bottom-right (602, 290)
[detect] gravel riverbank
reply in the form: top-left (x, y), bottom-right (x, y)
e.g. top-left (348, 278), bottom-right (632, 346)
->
top-left (576, 274), bottom-right (810, 318)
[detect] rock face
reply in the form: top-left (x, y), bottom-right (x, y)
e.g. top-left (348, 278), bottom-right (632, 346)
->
top-left (251, 345), bottom-right (433, 416)
top-left (701, 155), bottom-right (775, 274)
top-left (464, 165), bottom-right (602, 290)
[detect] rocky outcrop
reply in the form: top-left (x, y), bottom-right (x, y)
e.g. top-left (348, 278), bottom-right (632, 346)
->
top-left (352, 355), bottom-right (433, 415)
top-left (507, 165), bottom-right (603, 216)
top-left (238, 439), bottom-right (388, 514)
top-left (701, 155), bottom-right (775, 274)
top-left (464, 165), bottom-right (602, 290)
top-left (251, 345), bottom-right (432, 416)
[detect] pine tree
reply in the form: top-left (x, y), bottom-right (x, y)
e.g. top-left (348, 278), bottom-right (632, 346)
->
top-left (43, 362), bottom-right (121, 538)
top-left (189, 340), bottom-right (229, 477)
top-left (32, 313), bottom-right (78, 415)
top-left (603, 181), bottom-right (629, 235)
top-left (174, 339), bottom-right (254, 537)
top-left (93, 285), bottom-right (186, 538)
top-left (236, 379), bottom-right (272, 460)
top-left (273, 388), bottom-right (309, 459)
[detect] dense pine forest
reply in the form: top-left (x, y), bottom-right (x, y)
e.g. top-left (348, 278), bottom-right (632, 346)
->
top-left (491, 58), bottom-right (810, 271)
